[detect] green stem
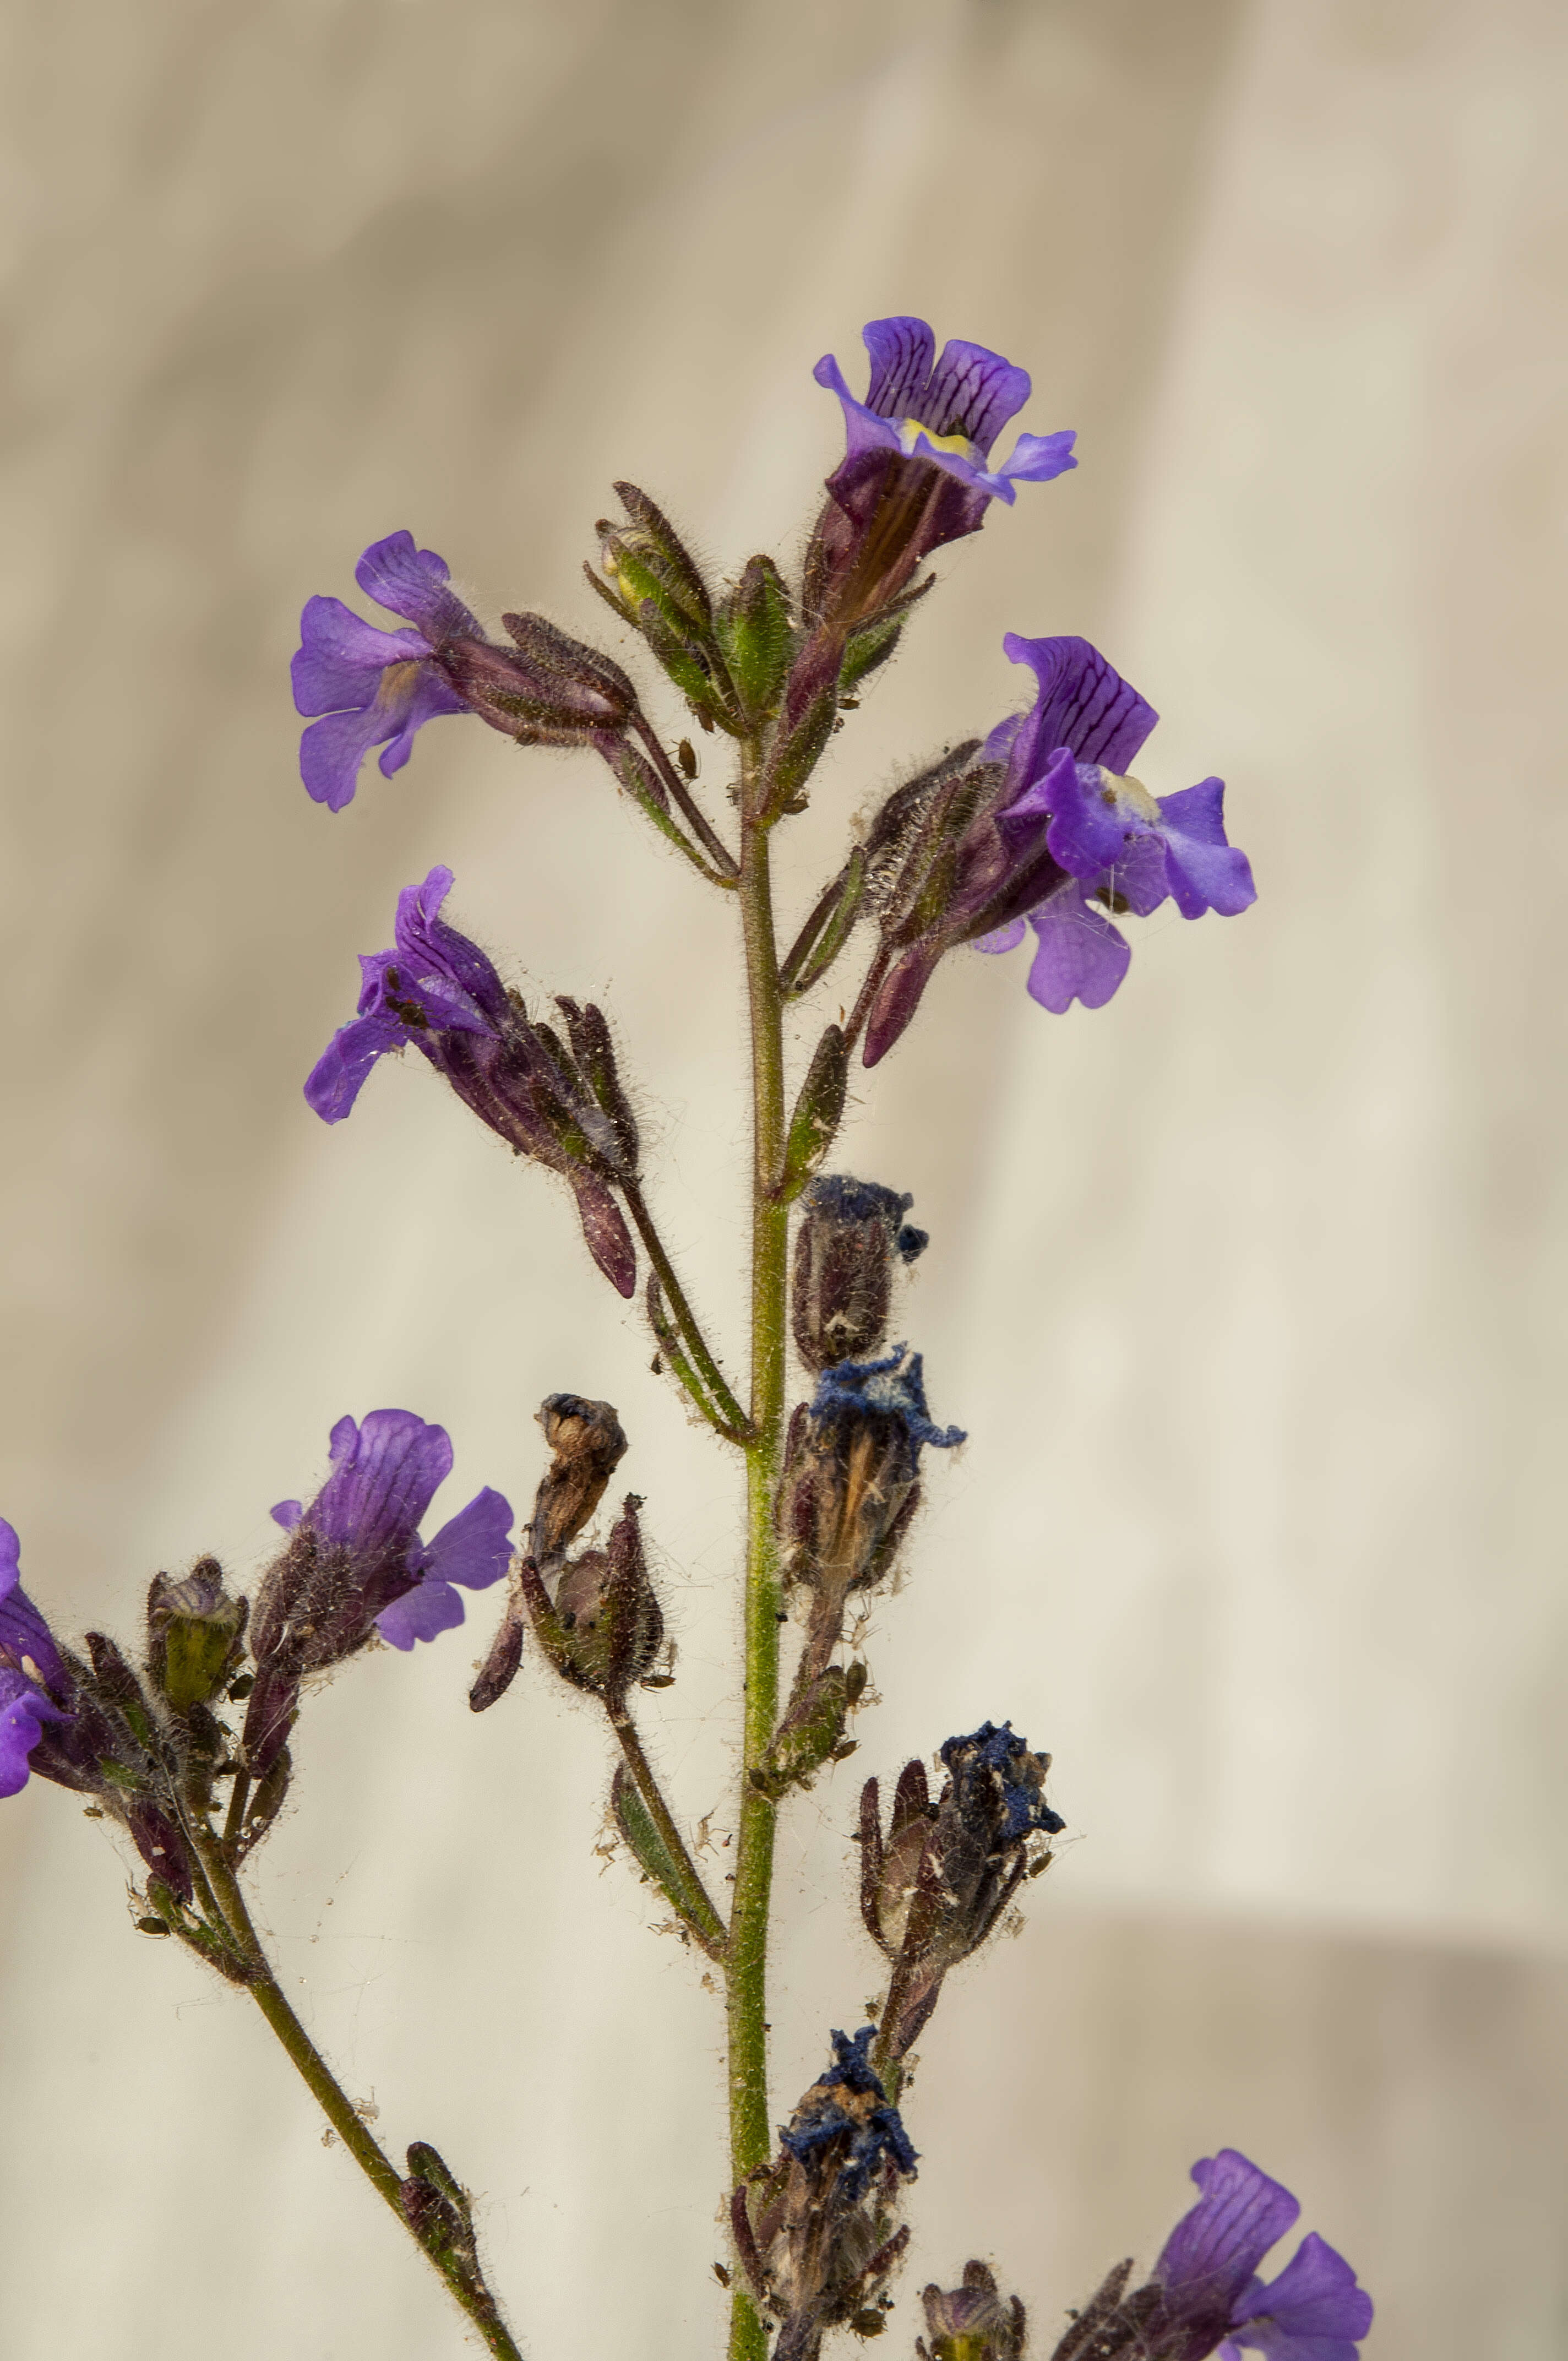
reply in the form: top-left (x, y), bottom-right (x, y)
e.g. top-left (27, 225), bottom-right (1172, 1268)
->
top-left (727, 787), bottom-right (791, 2361)
top-left (190, 1828), bottom-right (526, 2361)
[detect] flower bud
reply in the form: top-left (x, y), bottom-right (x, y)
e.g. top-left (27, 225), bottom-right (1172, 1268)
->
top-left (792, 1177), bottom-right (928, 1374)
top-left (716, 554), bottom-right (793, 723)
top-left (918, 2264), bottom-right (1026, 2361)
top-left (592, 482), bottom-right (738, 729)
top-left (861, 1724), bottom-right (1063, 2060)
top-left (146, 1559), bottom-right (248, 1712)
top-left (520, 1495), bottom-right (662, 1708)
top-left (600, 481), bottom-right (713, 634)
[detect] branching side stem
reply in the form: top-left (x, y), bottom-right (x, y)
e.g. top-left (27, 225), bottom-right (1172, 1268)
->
top-left (189, 1826), bottom-right (526, 2361)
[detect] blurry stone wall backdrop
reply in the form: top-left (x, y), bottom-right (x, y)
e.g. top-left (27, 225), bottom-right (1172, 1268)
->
top-left (1, 0), bottom-right (1565, 2354)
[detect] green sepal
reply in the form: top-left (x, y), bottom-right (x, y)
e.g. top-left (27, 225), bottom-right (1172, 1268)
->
top-left (778, 1026), bottom-right (849, 1203)
top-left (764, 685), bottom-right (837, 816)
top-left (716, 556), bottom-right (793, 724)
top-left (636, 600), bottom-right (738, 732)
top-left (612, 1762), bottom-right (725, 1945)
top-left (786, 850), bottom-right (867, 998)
top-left (406, 2142), bottom-right (471, 2217)
top-left (840, 613), bottom-right (903, 694)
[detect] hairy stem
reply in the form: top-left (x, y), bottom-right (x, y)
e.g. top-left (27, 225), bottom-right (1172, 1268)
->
top-left (190, 1827), bottom-right (525, 2361)
top-left (607, 1704), bottom-right (728, 1956)
top-left (727, 783), bottom-right (791, 2361)
top-left (622, 1179), bottom-right (752, 1438)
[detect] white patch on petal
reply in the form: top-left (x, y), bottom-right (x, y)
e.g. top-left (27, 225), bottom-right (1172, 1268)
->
top-left (1098, 768), bottom-right (1161, 824)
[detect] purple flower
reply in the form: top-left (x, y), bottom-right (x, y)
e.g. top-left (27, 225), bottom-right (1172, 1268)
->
top-left (246, 1410), bottom-right (513, 1775)
top-left (292, 532), bottom-right (483, 812)
top-left (304, 866), bottom-right (639, 1296)
top-left (974, 633), bottom-right (1255, 1015)
top-left (805, 320), bottom-right (1076, 635)
top-left (1155, 2151), bottom-right (1373, 2361)
top-left (816, 317), bottom-right (1077, 509)
top-left (303, 864), bottom-right (510, 1124)
top-left (0, 1519), bottom-right (71, 1798)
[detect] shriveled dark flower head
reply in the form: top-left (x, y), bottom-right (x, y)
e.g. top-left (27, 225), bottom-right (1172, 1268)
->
top-left (780, 1346), bottom-right (965, 1597)
top-left (780, 2026), bottom-right (919, 2201)
top-left (861, 1723), bottom-right (1063, 2061)
top-left (733, 2027), bottom-right (917, 2361)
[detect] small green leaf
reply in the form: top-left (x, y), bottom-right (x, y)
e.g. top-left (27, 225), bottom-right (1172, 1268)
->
top-left (779, 1027), bottom-right (849, 1202)
top-left (612, 1764), bottom-right (724, 1945)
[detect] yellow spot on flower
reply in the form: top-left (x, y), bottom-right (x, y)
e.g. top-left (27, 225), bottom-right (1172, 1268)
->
top-left (899, 419), bottom-right (980, 462)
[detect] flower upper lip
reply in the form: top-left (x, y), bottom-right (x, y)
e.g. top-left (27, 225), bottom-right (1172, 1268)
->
top-left (815, 314), bottom-right (1077, 504)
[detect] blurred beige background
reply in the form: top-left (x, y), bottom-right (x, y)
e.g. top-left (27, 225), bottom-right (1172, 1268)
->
top-left (2, 0), bottom-right (1565, 2354)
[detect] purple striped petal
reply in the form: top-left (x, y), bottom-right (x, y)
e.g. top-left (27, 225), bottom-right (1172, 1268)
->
top-left (1231, 2233), bottom-right (1373, 2360)
top-left (420, 1487), bottom-right (514, 1593)
top-left (1025, 885), bottom-right (1130, 1014)
top-left (310, 1410), bottom-right (453, 1559)
top-left (861, 317), bottom-right (937, 420)
top-left (1001, 635), bottom-right (1159, 775)
top-left (291, 596), bottom-right (431, 716)
top-left (921, 339), bottom-right (1032, 454)
top-left (0, 1667), bottom-right (67, 1798)
top-left (1157, 780), bottom-right (1257, 919)
top-left (1157, 2152), bottom-right (1302, 2322)
top-left (355, 531), bottom-right (482, 645)
top-left (304, 1009), bottom-right (408, 1123)
top-left (0, 1520), bottom-right (67, 1696)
